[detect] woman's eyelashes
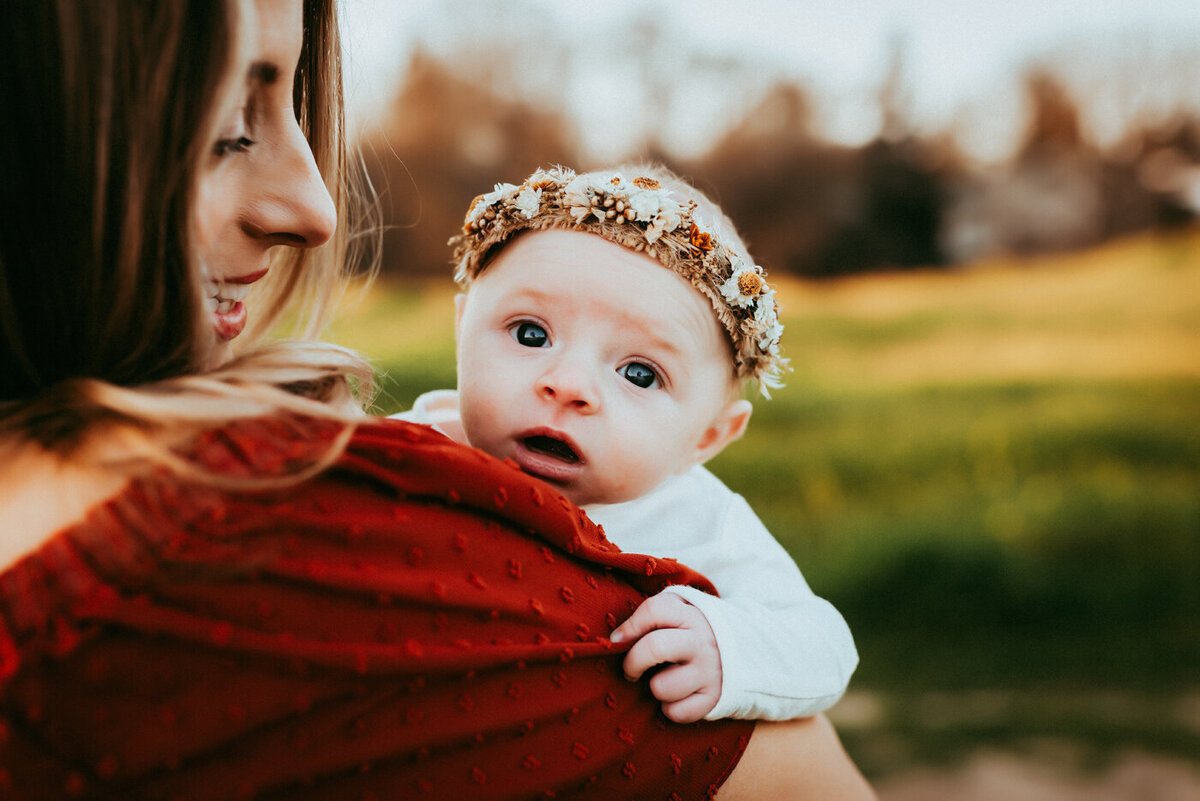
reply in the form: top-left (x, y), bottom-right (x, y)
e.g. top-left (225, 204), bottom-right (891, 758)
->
top-left (213, 135), bottom-right (256, 158)
top-left (213, 102), bottom-right (256, 158)
top-left (511, 321), bottom-right (549, 348)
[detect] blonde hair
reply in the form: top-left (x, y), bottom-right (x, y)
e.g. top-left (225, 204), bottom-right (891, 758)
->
top-left (0, 0), bottom-right (376, 479)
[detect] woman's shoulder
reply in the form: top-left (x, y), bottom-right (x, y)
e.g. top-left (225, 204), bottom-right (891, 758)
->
top-left (179, 412), bottom-right (463, 482)
top-left (0, 412), bottom-right (543, 600)
top-left (0, 414), bottom-right (416, 573)
top-left (0, 414), bottom-right (471, 685)
top-left (0, 438), bottom-right (129, 573)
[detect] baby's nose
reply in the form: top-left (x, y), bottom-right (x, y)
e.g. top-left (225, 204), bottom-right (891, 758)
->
top-left (538, 365), bottom-right (600, 413)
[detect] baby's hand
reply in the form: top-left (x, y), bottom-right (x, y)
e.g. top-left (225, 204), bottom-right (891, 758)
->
top-left (609, 593), bottom-right (721, 723)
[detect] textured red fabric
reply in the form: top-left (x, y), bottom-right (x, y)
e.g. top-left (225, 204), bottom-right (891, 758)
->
top-left (0, 416), bottom-right (753, 800)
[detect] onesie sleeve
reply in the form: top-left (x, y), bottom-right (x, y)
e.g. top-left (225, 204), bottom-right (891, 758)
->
top-left (660, 492), bottom-right (858, 721)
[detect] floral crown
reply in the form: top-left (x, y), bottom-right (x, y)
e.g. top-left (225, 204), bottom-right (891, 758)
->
top-left (450, 166), bottom-right (788, 394)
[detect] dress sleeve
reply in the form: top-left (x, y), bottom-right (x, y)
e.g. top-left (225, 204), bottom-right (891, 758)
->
top-left (0, 416), bottom-right (752, 801)
top-left (661, 492), bottom-right (859, 721)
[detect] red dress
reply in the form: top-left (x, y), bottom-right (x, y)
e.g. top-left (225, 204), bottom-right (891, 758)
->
top-left (0, 417), bottom-right (753, 800)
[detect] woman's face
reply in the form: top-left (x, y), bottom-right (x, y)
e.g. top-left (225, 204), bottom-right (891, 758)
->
top-left (193, 0), bottom-right (336, 365)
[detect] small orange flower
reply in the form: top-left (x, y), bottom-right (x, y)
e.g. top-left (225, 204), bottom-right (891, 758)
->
top-left (632, 176), bottom-right (661, 190)
top-left (689, 223), bottom-right (714, 252)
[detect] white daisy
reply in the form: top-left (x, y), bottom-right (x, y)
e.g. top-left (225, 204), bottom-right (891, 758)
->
top-left (754, 289), bottom-right (778, 324)
top-left (562, 174), bottom-right (593, 222)
top-left (720, 261), bottom-right (766, 309)
top-left (627, 189), bottom-right (684, 242)
top-left (757, 319), bottom-right (784, 354)
top-left (513, 186), bottom-right (542, 219)
top-left (644, 206), bottom-right (683, 243)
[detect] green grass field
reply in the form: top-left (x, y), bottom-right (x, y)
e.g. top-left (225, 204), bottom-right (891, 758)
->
top-left (329, 231), bottom-right (1200, 777)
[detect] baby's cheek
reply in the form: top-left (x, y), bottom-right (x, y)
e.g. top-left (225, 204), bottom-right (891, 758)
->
top-left (609, 465), bottom-right (657, 505)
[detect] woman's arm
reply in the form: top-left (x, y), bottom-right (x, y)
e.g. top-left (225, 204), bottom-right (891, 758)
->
top-left (721, 716), bottom-right (877, 801)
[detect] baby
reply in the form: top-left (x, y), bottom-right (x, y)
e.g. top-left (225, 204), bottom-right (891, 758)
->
top-left (398, 165), bottom-right (857, 724)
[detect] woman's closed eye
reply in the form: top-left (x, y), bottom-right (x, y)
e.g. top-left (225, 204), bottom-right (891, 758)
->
top-left (213, 136), bottom-right (256, 158)
top-left (618, 361), bottom-right (661, 390)
top-left (511, 321), bottom-right (549, 348)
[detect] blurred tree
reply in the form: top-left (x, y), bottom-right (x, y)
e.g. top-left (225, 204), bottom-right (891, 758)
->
top-left (1106, 116), bottom-right (1200, 232)
top-left (813, 137), bottom-right (949, 276)
top-left (691, 66), bottom-right (953, 277)
top-left (807, 40), bottom-right (951, 275)
top-left (358, 29), bottom-right (1198, 277)
top-left (687, 82), bottom-right (845, 276)
top-left (360, 50), bottom-right (579, 276)
top-left (942, 70), bottom-right (1197, 262)
top-left (1019, 70), bottom-right (1087, 158)
top-left (942, 71), bottom-right (1103, 260)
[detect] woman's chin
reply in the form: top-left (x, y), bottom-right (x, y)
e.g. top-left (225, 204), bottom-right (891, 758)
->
top-left (205, 338), bottom-right (236, 370)
top-left (206, 305), bottom-right (247, 369)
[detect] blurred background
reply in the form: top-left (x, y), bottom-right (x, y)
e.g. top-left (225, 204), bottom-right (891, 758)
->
top-left (335, 1), bottom-right (1200, 797)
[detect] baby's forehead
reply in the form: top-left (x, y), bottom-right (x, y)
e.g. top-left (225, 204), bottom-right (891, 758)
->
top-left (479, 230), bottom-right (740, 372)
top-left (488, 229), bottom-right (712, 312)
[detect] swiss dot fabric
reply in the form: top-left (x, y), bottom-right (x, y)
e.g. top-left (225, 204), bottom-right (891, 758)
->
top-left (0, 416), bottom-right (752, 799)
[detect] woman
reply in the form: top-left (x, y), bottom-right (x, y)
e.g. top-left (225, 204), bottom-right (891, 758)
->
top-left (0, 1), bottom-right (875, 798)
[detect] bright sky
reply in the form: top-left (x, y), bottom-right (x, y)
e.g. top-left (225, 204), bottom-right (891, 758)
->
top-left (341, 0), bottom-right (1200, 161)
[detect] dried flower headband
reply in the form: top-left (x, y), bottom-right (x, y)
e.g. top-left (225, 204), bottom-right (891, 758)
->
top-left (450, 166), bottom-right (788, 394)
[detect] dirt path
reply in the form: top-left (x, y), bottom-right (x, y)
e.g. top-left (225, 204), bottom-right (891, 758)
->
top-left (874, 750), bottom-right (1200, 801)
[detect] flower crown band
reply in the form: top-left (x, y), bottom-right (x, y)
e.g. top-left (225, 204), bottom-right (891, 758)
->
top-left (450, 166), bottom-right (787, 394)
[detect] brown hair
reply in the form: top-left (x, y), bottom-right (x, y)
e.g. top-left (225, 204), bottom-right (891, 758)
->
top-left (0, 0), bottom-right (374, 464)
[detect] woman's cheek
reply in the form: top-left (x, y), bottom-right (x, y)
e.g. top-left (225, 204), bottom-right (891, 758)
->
top-left (192, 178), bottom-right (220, 268)
top-left (192, 168), bottom-right (241, 271)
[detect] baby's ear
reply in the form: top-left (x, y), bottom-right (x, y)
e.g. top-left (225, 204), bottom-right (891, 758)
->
top-left (453, 293), bottom-right (468, 339)
top-left (693, 399), bottom-right (753, 465)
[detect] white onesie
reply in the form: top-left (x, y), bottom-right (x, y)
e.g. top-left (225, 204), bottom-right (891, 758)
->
top-left (397, 389), bottom-right (858, 721)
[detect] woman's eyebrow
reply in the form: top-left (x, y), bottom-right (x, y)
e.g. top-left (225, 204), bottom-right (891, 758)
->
top-left (249, 62), bottom-right (279, 85)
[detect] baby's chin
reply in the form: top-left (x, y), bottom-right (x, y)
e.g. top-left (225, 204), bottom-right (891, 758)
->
top-left (537, 478), bottom-right (603, 509)
top-left (580, 471), bottom-right (687, 508)
top-left (563, 480), bottom-right (649, 509)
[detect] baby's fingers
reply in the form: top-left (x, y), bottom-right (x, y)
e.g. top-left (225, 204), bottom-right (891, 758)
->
top-left (661, 691), bottom-right (720, 724)
top-left (648, 662), bottom-right (707, 704)
top-left (652, 664), bottom-right (719, 723)
top-left (622, 628), bottom-right (696, 682)
top-left (610, 593), bottom-right (696, 646)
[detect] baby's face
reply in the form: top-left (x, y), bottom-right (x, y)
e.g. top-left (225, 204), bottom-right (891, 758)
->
top-left (455, 229), bottom-right (742, 506)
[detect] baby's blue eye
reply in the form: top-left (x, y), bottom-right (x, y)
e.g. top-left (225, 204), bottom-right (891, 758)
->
top-left (619, 362), bottom-right (659, 389)
top-left (513, 322), bottom-right (549, 348)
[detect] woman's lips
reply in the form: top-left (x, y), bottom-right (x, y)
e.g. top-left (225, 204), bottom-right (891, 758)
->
top-left (213, 301), bottom-right (247, 341)
top-left (512, 429), bottom-right (586, 483)
top-left (207, 269), bottom-right (267, 341)
top-left (225, 268), bottom-right (269, 285)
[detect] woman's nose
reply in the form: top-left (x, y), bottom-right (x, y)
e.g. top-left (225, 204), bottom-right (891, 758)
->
top-left (538, 362), bottom-right (600, 413)
top-left (245, 119), bottom-right (337, 248)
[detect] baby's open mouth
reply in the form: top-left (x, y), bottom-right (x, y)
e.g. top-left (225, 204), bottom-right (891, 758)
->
top-left (523, 435), bottom-right (579, 463)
